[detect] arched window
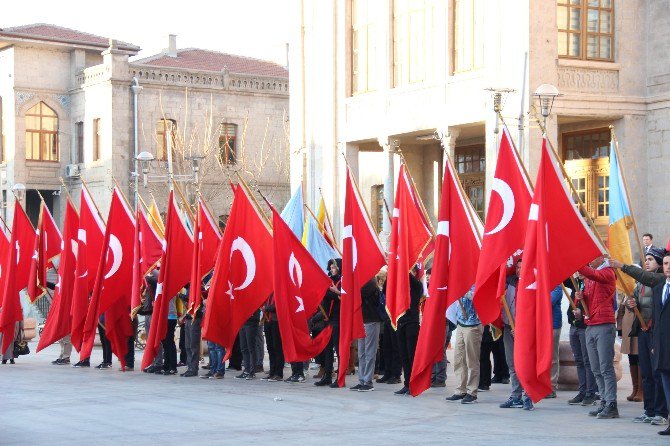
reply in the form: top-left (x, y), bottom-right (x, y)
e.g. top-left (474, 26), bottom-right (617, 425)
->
top-left (218, 123), bottom-right (237, 165)
top-left (156, 119), bottom-right (177, 161)
top-left (26, 102), bottom-right (59, 161)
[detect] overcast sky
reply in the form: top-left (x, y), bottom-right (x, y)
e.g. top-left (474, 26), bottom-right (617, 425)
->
top-left (2, 0), bottom-right (293, 64)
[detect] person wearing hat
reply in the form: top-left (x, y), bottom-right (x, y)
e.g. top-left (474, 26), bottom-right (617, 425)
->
top-left (610, 247), bottom-right (669, 428)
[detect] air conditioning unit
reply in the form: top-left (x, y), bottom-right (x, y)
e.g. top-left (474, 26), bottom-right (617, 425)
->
top-left (65, 164), bottom-right (81, 178)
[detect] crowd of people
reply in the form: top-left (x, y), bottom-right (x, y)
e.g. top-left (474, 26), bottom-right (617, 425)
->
top-left (4, 233), bottom-right (670, 437)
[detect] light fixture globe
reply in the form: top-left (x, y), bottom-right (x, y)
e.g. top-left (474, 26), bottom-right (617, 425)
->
top-left (533, 84), bottom-right (561, 119)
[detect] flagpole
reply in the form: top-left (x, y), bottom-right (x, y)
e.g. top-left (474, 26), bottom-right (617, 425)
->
top-left (304, 203), bottom-right (342, 256)
top-left (197, 193), bottom-right (223, 237)
top-left (111, 177), bottom-right (137, 216)
top-left (317, 187), bottom-right (339, 247)
top-left (136, 194), bottom-right (166, 239)
top-left (234, 171), bottom-right (272, 228)
top-left (0, 215), bottom-right (10, 234)
top-left (610, 126), bottom-right (645, 265)
top-left (173, 180), bottom-right (195, 225)
top-left (58, 177), bottom-right (73, 202)
top-left (533, 115), bottom-right (643, 327)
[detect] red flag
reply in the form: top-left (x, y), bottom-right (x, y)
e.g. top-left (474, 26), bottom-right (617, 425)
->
top-left (202, 185), bottom-right (273, 355)
top-left (473, 129), bottom-right (532, 325)
top-left (37, 200), bottom-right (79, 352)
top-left (338, 168), bottom-right (386, 386)
top-left (385, 164), bottom-right (433, 327)
top-left (0, 229), bottom-right (9, 307)
top-left (187, 200), bottom-right (222, 316)
top-left (71, 187), bottom-right (106, 353)
top-left (80, 188), bottom-right (136, 368)
top-left (515, 138), bottom-right (603, 402)
top-left (28, 202), bottom-right (63, 302)
top-left (0, 202), bottom-right (37, 353)
top-left (410, 157), bottom-right (482, 396)
top-left (272, 207), bottom-right (333, 361)
top-left (141, 192), bottom-right (194, 370)
top-left (130, 207), bottom-right (163, 315)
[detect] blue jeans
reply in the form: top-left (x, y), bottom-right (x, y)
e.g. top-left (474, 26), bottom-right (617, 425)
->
top-left (208, 340), bottom-right (226, 374)
top-left (569, 325), bottom-right (598, 395)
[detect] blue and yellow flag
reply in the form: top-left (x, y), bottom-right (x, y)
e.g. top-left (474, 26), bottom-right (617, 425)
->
top-left (608, 140), bottom-right (635, 294)
top-left (303, 213), bottom-right (339, 273)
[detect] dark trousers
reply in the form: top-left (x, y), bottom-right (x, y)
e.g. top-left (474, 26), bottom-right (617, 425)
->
top-left (98, 323), bottom-right (112, 364)
top-left (239, 324), bottom-right (258, 374)
top-left (397, 322), bottom-right (420, 387)
top-left (178, 322), bottom-right (187, 363)
top-left (492, 336), bottom-right (509, 379)
top-left (381, 320), bottom-right (402, 379)
top-left (125, 317), bottom-right (138, 368)
top-left (161, 319), bottom-right (178, 371)
top-left (323, 322), bottom-right (340, 375)
top-left (480, 340), bottom-right (495, 387)
top-left (639, 330), bottom-right (668, 417)
top-left (229, 334), bottom-right (242, 370)
top-left (185, 317), bottom-right (202, 373)
top-left (264, 320), bottom-right (284, 378)
top-left (291, 362), bottom-right (304, 377)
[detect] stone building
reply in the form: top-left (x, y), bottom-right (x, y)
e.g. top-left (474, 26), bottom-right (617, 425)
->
top-left (290, 0), bottom-right (670, 252)
top-left (0, 24), bottom-right (290, 226)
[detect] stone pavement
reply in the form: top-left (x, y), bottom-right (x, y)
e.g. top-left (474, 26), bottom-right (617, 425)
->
top-left (0, 342), bottom-right (664, 446)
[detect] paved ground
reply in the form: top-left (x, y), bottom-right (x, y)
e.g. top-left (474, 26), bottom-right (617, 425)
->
top-left (0, 342), bottom-right (664, 445)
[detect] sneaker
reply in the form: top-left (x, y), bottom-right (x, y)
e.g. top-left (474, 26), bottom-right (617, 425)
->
top-left (284, 374), bottom-right (297, 383)
top-left (329, 382), bottom-right (340, 388)
top-left (358, 385), bottom-right (374, 392)
top-left (660, 426), bottom-right (670, 436)
top-left (314, 376), bottom-right (333, 387)
top-left (267, 375), bottom-right (282, 382)
top-left (51, 358), bottom-right (62, 365)
top-left (121, 366), bottom-right (134, 372)
top-left (294, 375), bottom-right (305, 383)
top-left (154, 368), bottom-right (165, 374)
top-left (589, 401), bottom-right (606, 417)
top-left (446, 393), bottom-right (467, 401)
top-left (245, 373), bottom-right (256, 380)
top-left (143, 365), bottom-right (157, 373)
top-left (431, 381), bottom-right (446, 388)
top-left (73, 360), bottom-right (90, 368)
top-left (176, 362), bottom-right (187, 367)
top-left (235, 372), bottom-right (249, 379)
top-left (461, 394), bottom-right (477, 404)
top-left (500, 397), bottom-right (524, 408)
top-left (376, 375), bottom-right (390, 384)
top-left (181, 370), bottom-right (197, 377)
top-left (201, 372), bottom-right (214, 379)
top-left (95, 362), bottom-right (112, 369)
top-left (386, 377), bottom-right (402, 385)
top-left (568, 392), bottom-right (585, 405)
top-left (350, 384), bottom-right (363, 391)
top-left (651, 416), bottom-right (669, 426)
top-left (210, 372), bottom-right (225, 379)
top-left (596, 402), bottom-right (619, 419)
top-left (162, 369), bottom-right (177, 375)
top-left (522, 396), bottom-right (534, 411)
top-left (478, 385), bottom-right (490, 392)
top-left (394, 386), bottom-right (409, 395)
top-left (632, 413), bottom-right (653, 423)
top-left (545, 391), bottom-right (557, 399)
top-left (260, 373), bottom-right (273, 381)
top-left (581, 393), bottom-right (599, 406)
top-left (58, 358), bottom-right (70, 365)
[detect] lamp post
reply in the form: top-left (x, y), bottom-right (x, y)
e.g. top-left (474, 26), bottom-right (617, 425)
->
top-left (136, 151), bottom-right (203, 205)
top-left (131, 77), bottom-right (143, 209)
top-left (12, 183), bottom-right (26, 203)
top-left (533, 83), bottom-right (561, 129)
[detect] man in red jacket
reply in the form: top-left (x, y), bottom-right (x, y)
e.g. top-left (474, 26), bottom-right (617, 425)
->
top-left (575, 255), bottom-right (618, 419)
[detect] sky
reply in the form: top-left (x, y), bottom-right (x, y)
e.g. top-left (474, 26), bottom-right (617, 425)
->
top-left (1, 0), bottom-right (293, 65)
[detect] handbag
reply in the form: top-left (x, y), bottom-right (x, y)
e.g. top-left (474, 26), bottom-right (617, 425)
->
top-left (13, 340), bottom-right (30, 356)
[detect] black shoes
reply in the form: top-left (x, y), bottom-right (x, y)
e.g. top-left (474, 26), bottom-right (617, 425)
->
top-left (659, 426), bottom-right (670, 436)
top-left (386, 377), bottom-right (401, 384)
top-left (394, 386), bottom-right (409, 395)
top-left (589, 401), bottom-right (606, 417)
top-left (95, 362), bottom-right (112, 369)
top-left (181, 370), bottom-right (198, 377)
top-left (314, 376), bottom-right (333, 387)
top-left (568, 392), bottom-right (585, 405)
top-left (581, 393), bottom-right (600, 406)
top-left (446, 393), bottom-right (467, 401)
top-left (376, 375), bottom-right (390, 383)
top-left (596, 402), bottom-right (619, 419)
top-left (73, 359), bottom-right (90, 368)
top-left (461, 394), bottom-right (477, 404)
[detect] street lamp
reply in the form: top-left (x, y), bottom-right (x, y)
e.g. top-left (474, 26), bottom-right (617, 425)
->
top-left (533, 84), bottom-right (561, 128)
top-left (185, 155), bottom-right (204, 187)
top-left (136, 151), bottom-right (155, 188)
top-left (12, 183), bottom-right (26, 202)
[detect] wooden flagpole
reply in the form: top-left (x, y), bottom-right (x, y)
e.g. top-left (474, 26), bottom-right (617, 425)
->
top-left (304, 203), bottom-right (342, 256)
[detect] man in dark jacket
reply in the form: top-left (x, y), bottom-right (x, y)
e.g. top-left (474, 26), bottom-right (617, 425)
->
top-left (350, 278), bottom-right (382, 392)
top-left (576, 256), bottom-right (618, 419)
top-left (652, 253), bottom-right (670, 435)
top-left (315, 259), bottom-right (342, 388)
top-left (394, 268), bottom-right (423, 396)
top-left (262, 294), bottom-right (284, 381)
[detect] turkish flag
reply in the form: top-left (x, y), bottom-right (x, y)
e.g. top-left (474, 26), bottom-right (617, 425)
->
top-left (0, 202), bottom-right (37, 353)
top-left (385, 164), bottom-right (433, 327)
top-left (473, 129), bottom-right (533, 325)
top-left (515, 139), bottom-right (603, 402)
top-left (141, 191), bottom-right (194, 370)
top-left (130, 207), bottom-right (163, 316)
top-left (28, 202), bottom-right (63, 302)
top-left (71, 187), bottom-right (106, 353)
top-left (37, 199), bottom-right (79, 352)
top-left (272, 207), bottom-right (333, 362)
top-left (410, 157), bottom-right (482, 396)
top-left (202, 184), bottom-right (273, 355)
top-left (0, 229), bottom-right (10, 307)
top-left (338, 168), bottom-right (386, 386)
top-left (80, 188), bottom-right (136, 368)
top-left (187, 200), bottom-right (222, 316)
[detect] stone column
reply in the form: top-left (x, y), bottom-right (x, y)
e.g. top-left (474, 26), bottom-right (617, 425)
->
top-left (442, 128), bottom-right (460, 169)
top-left (379, 136), bottom-right (394, 250)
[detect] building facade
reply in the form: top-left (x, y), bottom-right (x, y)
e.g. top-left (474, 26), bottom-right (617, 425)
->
top-left (290, 0), bottom-right (670, 253)
top-left (0, 24), bottom-right (290, 226)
